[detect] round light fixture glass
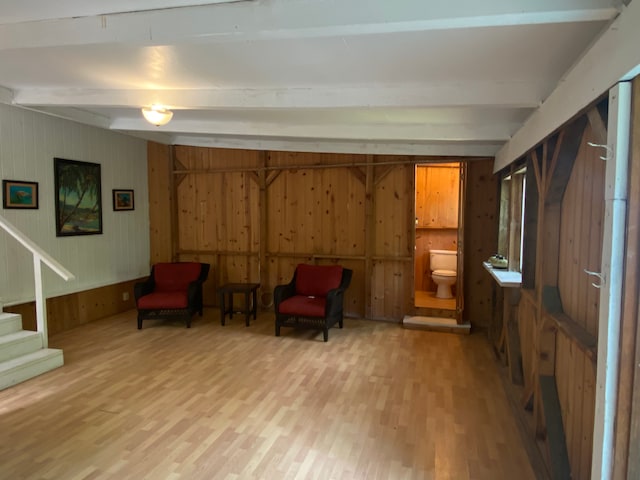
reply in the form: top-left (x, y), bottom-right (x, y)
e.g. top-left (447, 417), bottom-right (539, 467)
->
top-left (141, 105), bottom-right (173, 126)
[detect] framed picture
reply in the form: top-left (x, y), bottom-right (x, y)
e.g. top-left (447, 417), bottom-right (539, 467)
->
top-left (112, 189), bottom-right (134, 211)
top-left (54, 158), bottom-right (103, 236)
top-left (2, 180), bottom-right (38, 209)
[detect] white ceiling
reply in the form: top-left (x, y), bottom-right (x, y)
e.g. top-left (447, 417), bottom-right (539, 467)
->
top-left (0, 0), bottom-right (631, 161)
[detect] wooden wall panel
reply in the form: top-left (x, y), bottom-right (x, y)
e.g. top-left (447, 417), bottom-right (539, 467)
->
top-left (518, 292), bottom-right (537, 394)
top-left (339, 259), bottom-right (366, 317)
top-left (148, 145), bottom-right (495, 324)
top-left (266, 166), bottom-right (365, 256)
top-left (6, 279), bottom-right (143, 336)
top-left (463, 159), bottom-right (499, 328)
top-left (267, 151), bottom-right (361, 169)
top-left (555, 329), bottom-right (596, 480)
top-left (371, 163), bottom-right (413, 319)
top-left (175, 145), bottom-right (262, 170)
top-left (374, 165), bottom-right (413, 257)
top-left (371, 261), bottom-right (412, 320)
top-left (499, 106), bottom-right (608, 478)
top-left (177, 172), bottom-right (260, 253)
top-left (558, 123), bottom-right (605, 338)
top-left (415, 164), bottom-right (459, 228)
top-left (147, 142), bottom-right (173, 264)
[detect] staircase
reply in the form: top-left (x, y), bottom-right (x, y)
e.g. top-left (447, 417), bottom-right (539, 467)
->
top-left (0, 312), bottom-right (63, 391)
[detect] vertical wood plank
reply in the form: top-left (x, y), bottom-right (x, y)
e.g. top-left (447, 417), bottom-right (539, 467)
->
top-left (464, 159), bottom-right (499, 328)
top-left (258, 152), bottom-right (268, 293)
top-left (365, 161), bottom-right (374, 319)
top-left (147, 142), bottom-right (173, 263)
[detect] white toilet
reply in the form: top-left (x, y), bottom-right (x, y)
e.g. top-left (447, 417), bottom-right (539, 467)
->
top-left (429, 249), bottom-right (457, 299)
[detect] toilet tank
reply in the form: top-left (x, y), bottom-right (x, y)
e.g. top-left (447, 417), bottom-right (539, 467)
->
top-left (429, 249), bottom-right (457, 271)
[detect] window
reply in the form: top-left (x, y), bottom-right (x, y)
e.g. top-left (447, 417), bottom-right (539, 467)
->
top-left (498, 164), bottom-right (526, 272)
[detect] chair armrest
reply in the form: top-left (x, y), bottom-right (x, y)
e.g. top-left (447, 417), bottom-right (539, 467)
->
top-left (197, 263), bottom-right (211, 283)
top-left (325, 287), bottom-right (346, 316)
top-left (324, 268), bottom-right (352, 315)
top-left (274, 281), bottom-right (296, 311)
top-left (134, 277), bottom-right (154, 301)
top-left (187, 264), bottom-right (210, 305)
top-left (187, 281), bottom-right (200, 303)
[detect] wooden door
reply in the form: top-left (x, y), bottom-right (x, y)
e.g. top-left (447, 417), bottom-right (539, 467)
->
top-left (456, 162), bottom-right (467, 324)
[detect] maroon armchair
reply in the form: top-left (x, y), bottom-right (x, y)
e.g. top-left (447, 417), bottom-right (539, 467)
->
top-left (274, 264), bottom-right (352, 342)
top-left (134, 262), bottom-right (210, 329)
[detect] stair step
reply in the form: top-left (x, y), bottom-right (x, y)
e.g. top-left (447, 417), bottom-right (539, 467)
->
top-left (0, 313), bottom-right (22, 336)
top-left (0, 330), bottom-right (43, 363)
top-left (0, 348), bottom-right (64, 391)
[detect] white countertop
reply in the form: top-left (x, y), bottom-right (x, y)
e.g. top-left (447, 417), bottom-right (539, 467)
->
top-left (482, 262), bottom-right (522, 288)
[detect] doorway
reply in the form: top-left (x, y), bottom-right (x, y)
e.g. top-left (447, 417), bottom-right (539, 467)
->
top-left (414, 162), bottom-right (464, 320)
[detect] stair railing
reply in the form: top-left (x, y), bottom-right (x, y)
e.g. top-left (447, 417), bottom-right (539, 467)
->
top-left (0, 214), bottom-right (74, 348)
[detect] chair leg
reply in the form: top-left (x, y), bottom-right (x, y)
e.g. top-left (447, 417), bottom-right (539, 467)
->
top-left (137, 314), bottom-right (143, 330)
top-left (323, 328), bottom-right (329, 342)
top-left (275, 323), bottom-right (280, 336)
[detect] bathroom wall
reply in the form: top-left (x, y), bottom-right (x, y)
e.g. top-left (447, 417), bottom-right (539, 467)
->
top-left (414, 163), bottom-right (459, 292)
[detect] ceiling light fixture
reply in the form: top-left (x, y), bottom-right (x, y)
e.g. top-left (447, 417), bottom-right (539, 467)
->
top-left (142, 105), bottom-right (173, 126)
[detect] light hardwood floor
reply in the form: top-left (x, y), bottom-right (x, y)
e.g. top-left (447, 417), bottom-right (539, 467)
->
top-left (414, 291), bottom-right (456, 311)
top-left (0, 310), bottom-right (541, 480)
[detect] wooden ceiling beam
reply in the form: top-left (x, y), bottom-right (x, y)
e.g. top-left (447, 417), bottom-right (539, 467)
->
top-left (12, 83), bottom-right (543, 110)
top-left (0, 0), bottom-right (618, 50)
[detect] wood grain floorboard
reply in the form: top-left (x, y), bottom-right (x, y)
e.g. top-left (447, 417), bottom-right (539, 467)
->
top-left (0, 309), bottom-right (538, 480)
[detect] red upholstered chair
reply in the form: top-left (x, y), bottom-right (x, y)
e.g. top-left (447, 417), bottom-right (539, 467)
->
top-left (134, 262), bottom-right (210, 329)
top-left (274, 264), bottom-right (352, 342)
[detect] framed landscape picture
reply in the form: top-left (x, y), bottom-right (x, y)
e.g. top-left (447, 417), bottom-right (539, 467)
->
top-left (112, 189), bottom-right (134, 211)
top-left (2, 180), bottom-right (38, 209)
top-left (54, 158), bottom-right (103, 236)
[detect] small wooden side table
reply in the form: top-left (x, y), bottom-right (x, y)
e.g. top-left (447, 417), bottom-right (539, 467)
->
top-left (217, 283), bottom-right (260, 326)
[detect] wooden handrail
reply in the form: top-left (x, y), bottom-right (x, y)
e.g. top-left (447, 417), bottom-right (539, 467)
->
top-left (0, 214), bottom-right (75, 347)
top-left (0, 215), bottom-right (74, 281)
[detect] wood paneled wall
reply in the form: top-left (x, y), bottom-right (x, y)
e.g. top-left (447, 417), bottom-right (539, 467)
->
top-left (5, 278), bottom-right (142, 336)
top-left (499, 103), bottom-right (607, 479)
top-left (148, 145), bottom-right (496, 325)
top-left (556, 329), bottom-right (596, 480)
top-left (415, 164), bottom-right (460, 227)
top-left (463, 160), bottom-right (499, 328)
top-left (558, 123), bottom-right (605, 338)
top-left (147, 142), bottom-right (173, 265)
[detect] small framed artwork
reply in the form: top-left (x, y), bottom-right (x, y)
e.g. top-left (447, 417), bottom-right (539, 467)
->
top-left (2, 180), bottom-right (39, 209)
top-left (113, 189), bottom-right (134, 211)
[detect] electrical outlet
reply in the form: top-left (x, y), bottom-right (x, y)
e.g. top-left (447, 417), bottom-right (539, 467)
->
top-left (122, 292), bottom-right (130, 301)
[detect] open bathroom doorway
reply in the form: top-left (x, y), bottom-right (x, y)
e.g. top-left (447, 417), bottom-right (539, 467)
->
top-left (413, 162), bottom-right (466, 323)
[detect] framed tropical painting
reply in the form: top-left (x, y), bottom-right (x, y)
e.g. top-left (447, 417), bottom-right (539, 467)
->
top-left (54, 158), bottom-right (103, 236)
